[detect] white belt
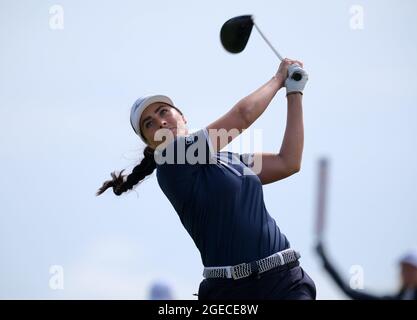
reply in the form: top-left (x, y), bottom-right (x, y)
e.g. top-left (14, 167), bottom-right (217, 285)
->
top-left (203, 248), bottom-right (301, 280)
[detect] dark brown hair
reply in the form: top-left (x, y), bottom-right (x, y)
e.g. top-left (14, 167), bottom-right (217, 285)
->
top-left (96, 146), bottom-right (156, 196)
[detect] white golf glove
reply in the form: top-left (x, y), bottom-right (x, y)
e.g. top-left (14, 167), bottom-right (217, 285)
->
top-left (285, 64), bottom-right (309, 96)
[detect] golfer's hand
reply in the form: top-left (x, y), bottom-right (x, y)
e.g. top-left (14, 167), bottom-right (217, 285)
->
top-left (275, 58), bottom-right (304, 89)
top-left (285, 60), bottom-right (308, 96)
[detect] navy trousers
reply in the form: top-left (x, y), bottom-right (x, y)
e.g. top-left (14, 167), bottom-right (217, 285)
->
top-left (198, 261), bottom-right (316, 300)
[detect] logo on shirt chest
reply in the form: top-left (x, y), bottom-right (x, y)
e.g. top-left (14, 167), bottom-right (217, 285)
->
top-left (185, 135), bottom-right (194, 145)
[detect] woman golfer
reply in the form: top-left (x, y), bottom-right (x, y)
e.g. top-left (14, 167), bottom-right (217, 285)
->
top-left (97, 58), bottom-right (316, 300)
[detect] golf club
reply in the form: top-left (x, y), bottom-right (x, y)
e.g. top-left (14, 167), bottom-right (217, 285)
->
top-left (220, 15), bottom-right (302, 81)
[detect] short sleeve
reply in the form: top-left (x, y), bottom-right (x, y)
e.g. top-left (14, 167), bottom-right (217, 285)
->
top-left (154, 128), bottom-right (216, 166)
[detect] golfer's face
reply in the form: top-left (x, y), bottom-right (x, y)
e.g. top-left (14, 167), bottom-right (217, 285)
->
top-left (140, 102), bottom-right (187, 149)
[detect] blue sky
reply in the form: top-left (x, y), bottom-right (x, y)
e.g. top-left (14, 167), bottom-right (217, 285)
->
top-left (1, 0), bottom-right (416, 299)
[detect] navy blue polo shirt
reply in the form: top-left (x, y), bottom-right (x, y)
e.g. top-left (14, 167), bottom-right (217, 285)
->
top-left (155, 128), bottom-right (289, 267)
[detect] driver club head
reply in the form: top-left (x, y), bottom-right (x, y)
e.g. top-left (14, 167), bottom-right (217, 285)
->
top-left (220, 15), bottom-right (254, 54)
top-left (220, 15), bottom-right (304, 82)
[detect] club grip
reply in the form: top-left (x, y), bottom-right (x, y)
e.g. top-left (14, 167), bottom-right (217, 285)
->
top-left (291, 72), bottom-right (303, 81)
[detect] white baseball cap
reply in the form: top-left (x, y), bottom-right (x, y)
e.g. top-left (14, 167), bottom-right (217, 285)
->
top-left (399, 249), bottom-right (417, 268)
top-left (130, 94), bottom-right (175, 144)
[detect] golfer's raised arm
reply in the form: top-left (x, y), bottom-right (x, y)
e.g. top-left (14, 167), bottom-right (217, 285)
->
top-left (246, 60), bottom-right (309, 185)
top-left (206, 61), bottom-right (289, 152)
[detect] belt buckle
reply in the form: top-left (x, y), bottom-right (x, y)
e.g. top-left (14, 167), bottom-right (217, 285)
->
top-left (231, 262), bottom-right (250, 280)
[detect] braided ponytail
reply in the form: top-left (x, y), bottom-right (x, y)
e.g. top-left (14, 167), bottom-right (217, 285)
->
top-left (96, 146), bottom-right (156, 196)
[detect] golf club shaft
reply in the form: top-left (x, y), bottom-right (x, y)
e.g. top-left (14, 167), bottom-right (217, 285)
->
top-left (253, 22), bottom-right (284, 61)
top-left (253, 20), bottom-right (303, 81)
